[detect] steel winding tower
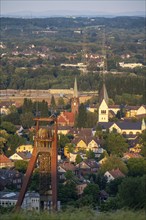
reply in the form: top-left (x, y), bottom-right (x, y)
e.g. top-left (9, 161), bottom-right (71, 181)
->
top-left (15, 116), bottom-right (58, 211)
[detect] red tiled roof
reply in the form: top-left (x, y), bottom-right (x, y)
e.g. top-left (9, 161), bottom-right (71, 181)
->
top-left (58, 111), bottom-right (75, 125)
top-left (123, 153), bottom-right (142, 159)
top-left (0, 154), bottom-right (12, 163)
top-left (108, 168), bottom-right (125, 178)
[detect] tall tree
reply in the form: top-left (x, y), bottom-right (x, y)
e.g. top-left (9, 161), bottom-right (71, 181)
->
top-left (83, 183), bottom-right (100, 202)
top-left (50, 95), bottom-right (56, 112)
top-left (76, 103), bottom-right (87, 128)
top-left (20, 112), bottom-right (34, 128)
top-left (86, 149), bottom-right (95, 159)
top-left (75, 154), bottom-right (83, 164)
top-left (118, 175), bottom-right (146, 209)
top-left (100, 155), bottom-right (128, 175)
top-left (22, 98), bottom-right (33, 113)
top-left (127, 158), bottom-right (146, 177)
top-left (105, 132), bottom-right (128, 156)
top-left (0, 121), bottom-right (16, 134)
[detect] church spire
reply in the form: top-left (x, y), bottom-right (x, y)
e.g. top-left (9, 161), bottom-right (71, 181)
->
top-left (99, 82), bottom-right (109, 105)
top-left (71, 77), bottom-right (79, 114)
top-left (73, 77), bottom-right (78, 98)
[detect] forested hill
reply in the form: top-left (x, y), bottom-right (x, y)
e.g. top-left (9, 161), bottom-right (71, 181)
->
top-left (0, 16), bottom-right (145, 29)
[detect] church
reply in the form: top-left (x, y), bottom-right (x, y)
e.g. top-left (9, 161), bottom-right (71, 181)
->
top-left (97, 82), bottom-right (146, 135)
top-left (58, 78), bottom-right (79, 126)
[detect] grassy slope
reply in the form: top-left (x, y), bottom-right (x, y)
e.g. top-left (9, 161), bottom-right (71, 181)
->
top-left (1, 209), bottom-right (146, 220)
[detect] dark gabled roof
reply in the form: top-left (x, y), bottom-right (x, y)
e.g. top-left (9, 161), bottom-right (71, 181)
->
top-left (98, 122), bottom-right (114, 130)
top-left (125, 105), bottom-right (140, 110)
top-left (59, 161), bottom-right (76, 171)
top-left (84, 159), bottom-right (99, 169)
top-left (58, 125), bottom-right (72, 130)
top-left (108, 105), bottom-right (120, 108)
top-left (16, 152), bottom-right (32, 160)
top-left (98, 121), bottom-right (142, 130)
top-left (116, 121), bottom-right (141, 130)
top-left (68, 128), bottom-right (93, 137)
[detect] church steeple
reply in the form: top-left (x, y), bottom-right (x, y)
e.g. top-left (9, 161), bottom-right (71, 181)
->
top-left (99, 82), bottom-right (109, 105)
top-left (71, 77), bottom-right (79, 114)
top-left (98, 81), bottom-right (109, 123)
top-left (73, 77), bottom-right (78, 98)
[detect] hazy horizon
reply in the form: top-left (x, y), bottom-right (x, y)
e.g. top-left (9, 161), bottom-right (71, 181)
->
top-left (1, 0), bottom-right (145, 17)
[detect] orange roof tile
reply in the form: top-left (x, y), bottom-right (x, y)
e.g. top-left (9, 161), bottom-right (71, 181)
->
top-left (108, 168), bottom-right (125, 178)
top-left (0, 154), bottom-right (12, 163)
top-left (58, 111), bottom-right (75, 125)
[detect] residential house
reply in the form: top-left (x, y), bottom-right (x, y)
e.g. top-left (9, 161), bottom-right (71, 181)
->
top-left (125, 105), bottom-right (146, 118)
top-left (76, 159), bottom-right (99, 176)
top-left (104, 168), bottom-right (125, 182)
top-left (0, 154), bottom-right (14, 168)
top-left (68, 128), bottom-right (94, 138)
top-left (58, 161), bottom-right (78, 180)
top-left (72, 136), bottom-right (101, 155)
top-left (16, 145), bottom-right (33, 153)
top-left (58, 126), bottom-right (72, 135)
top-left (9, 152), bottom-right (32, 161)
top-left (0, 101), bottom-right (15, 115)
top-left (122, 152), bottom-right (142, 161)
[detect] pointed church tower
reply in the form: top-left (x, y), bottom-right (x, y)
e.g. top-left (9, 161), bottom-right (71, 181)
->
top-left (98, 82), bottom-right (109, 122)
top-left (99, 82), bottom-right (109, 105)
top-left (71, 77), bottom-right (79, 114)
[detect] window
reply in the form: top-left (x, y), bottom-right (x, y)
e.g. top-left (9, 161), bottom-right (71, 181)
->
top-left (101, 110), bottom-right (106, 114)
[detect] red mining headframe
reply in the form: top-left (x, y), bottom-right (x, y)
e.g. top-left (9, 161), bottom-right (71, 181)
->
top-left (15, 116), bottom-right (58, 211)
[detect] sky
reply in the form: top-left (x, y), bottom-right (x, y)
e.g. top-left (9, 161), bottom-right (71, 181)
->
top-left (1, 0), bottom-right (145, 15)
